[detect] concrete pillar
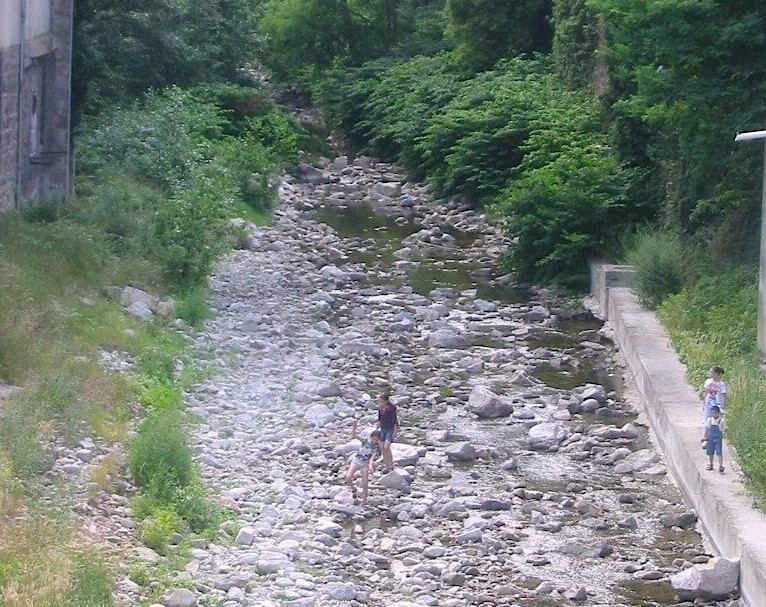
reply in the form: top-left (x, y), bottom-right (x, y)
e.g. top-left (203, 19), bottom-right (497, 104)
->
top-left (759, 140), bottom-right (766, 356)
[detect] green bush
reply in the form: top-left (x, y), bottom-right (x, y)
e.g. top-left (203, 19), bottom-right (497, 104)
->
top-left (77, 87), bottom-right (224, 192)
top-left (138, 506), bottom-right (183, 554)
top-left (415, 59), bottom-right (550, 200)
top-left (153, 168), bottom-right (237, 288)
top-left (173, 484), bottom-right (224, 536)
top-left (137, 381), bottom-right (183, 412)
top-left (136, 348), bottom-right (177, 385)
top-left (174, 287), bottom-right (211, 329)
top-left (191, 83), bottom-right (279, 137)
top-left (626, 229), bottom-right (687, 308)
top-left (320, 54), bottom-right (460, 174)
top-left (208, 136), bottom-right (278, 215)
top-left (128, 409), bottom-right (195, 494)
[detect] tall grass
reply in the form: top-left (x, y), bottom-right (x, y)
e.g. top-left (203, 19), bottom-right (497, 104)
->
top-left (0, 516), bottom-right (114, 607)
top-left (0, 80), bottom-right (300, 603)
top-left (625, 228), bottom-right (687, 309)
top-left (658, 265), bottom-right (766, 504)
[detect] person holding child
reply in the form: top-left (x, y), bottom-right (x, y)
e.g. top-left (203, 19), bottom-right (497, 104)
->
top-left (702, 365), bottom-right (726, 422)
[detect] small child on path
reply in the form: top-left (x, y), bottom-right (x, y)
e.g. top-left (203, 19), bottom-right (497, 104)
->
top-left (345, 418), bottom-right (381, 505)
top-left (701, 405), bottom-right (725, 473)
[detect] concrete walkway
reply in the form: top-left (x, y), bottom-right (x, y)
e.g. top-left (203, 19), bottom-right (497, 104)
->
top-left (592, 266), bottom-right (766, 607)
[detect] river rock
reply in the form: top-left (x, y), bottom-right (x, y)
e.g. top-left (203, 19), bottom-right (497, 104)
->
top-left (467, 386), bottom-right (514, 418)
top-left (670, 557), bottom-right (740, 601)
top-left (445, 442), bottom-right (477, 461)
top-left (528, 422), bottom-right (567, 450)
top-left (160, 588), bottom-right (197, 607)
top-left (428, 328), bottom-right (468, 349)
top-left (614, 448), bottom-right (660, 474)
top-left (303, 403), bottom-right (336, 427)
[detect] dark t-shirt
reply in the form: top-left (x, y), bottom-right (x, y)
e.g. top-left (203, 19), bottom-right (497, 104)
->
top-left (378, 405), bottom-right (398, 431)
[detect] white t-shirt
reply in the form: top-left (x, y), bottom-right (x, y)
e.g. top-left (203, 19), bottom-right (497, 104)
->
top-left (703, 378), bottom-right (726, 408)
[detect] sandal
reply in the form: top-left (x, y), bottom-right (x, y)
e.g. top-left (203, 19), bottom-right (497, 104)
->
top-left (719, 466), bottom-right (725, 473)
top-left (706, 464), bottom-right (713, 471)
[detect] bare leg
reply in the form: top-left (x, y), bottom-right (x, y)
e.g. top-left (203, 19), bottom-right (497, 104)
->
top-left (345, 463), bottom-right (358, 499)
top-left (360, 467), bottom-right (370, 505)
top-left (382, 440), bottom-right (393, 472)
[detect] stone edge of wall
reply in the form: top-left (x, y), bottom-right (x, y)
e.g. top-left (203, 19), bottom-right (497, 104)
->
top-left (591, 263), bottom-right (766, 607)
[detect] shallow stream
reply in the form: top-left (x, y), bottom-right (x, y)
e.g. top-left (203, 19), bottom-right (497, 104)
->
top-left (314, 198), bottom-right (713, 607)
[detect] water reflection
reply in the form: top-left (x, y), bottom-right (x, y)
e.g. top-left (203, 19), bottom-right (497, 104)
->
top-left (314, 202), bottom-right (418, 241)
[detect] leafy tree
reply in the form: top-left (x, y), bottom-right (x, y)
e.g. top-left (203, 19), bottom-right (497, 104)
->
top-left (416, 58), bottom-right (553, 200)
top-left (552, 0), bottom-right (601, 90)
top-left (489, 84), bottom-right (640, 288)
top-left (590, 0), bottom-right (766, 253)
top-left (258, 0), bottom-right (406, 81)
top-left (444, 0), bottom-right (553, 71)
top-left (72, 0), bottom-right (261, 121)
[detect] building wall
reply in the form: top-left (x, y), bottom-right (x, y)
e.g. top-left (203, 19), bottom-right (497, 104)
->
top-left (0, 0), bottom-right (73, 214)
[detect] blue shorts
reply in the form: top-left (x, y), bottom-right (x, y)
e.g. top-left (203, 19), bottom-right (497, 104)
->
top-left (379, 428), bottom-right (395, 443)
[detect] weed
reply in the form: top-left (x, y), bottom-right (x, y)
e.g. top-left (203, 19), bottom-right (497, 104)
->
top-left (658, 265), bottom-right (766, 504)
top-left (174, 286), bottom-right (212, 329)
top-left (626, 228), bottom-right (687, 309)
top-left (128, 409), bottom-right (195, 492)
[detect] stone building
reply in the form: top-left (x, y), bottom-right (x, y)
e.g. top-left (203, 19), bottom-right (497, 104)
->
top-left (0, 0), bottom-right (73, 213)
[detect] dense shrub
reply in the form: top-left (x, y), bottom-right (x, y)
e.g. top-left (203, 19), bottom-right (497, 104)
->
top-left (416, 58), bottom-right (553, 200)
top-left (626, 229), bottom-right (687, 308)
top-left (487, 79), bottom-right (638, 288)
top-left (77, 87), bottom-right (224, 191)
top-left (153, 168), bottom-right (237, 288)
top-left (128, 409), bottom-right (195, 493)
top-left (320, 54), bottom-right (461, 173)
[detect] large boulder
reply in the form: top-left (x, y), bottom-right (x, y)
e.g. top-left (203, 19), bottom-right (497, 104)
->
top-left (670, 557), bottom-right (739, 601)
top-left (303, 404), bottom-right (336, 428)
top-left (528, 422), bottom-right (567, 450)
top-left (445, 442), bottom-right (477, 461)
top-left (468, 386), bottom-right (514, 419)
top-left (614, 448), bottom-right (660, 474)
top-left (392, 443), bottom-right (424, 467)
top-left (428, 329), bottom-right (468, 349)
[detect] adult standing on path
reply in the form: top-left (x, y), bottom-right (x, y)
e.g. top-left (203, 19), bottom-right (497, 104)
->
top-left (376, 392), bottom-right (398, 473)
top-left (702, 365), bottom-right (726, 422)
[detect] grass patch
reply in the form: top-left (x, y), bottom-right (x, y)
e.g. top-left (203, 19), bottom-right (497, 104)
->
top-left (658, 265), bottom-right (766, 504)
top-left (0, 516), bottom-right (115, 607)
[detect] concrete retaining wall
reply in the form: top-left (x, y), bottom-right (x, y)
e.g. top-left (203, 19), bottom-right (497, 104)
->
top-left (592, 267), bottom-right (766, 607)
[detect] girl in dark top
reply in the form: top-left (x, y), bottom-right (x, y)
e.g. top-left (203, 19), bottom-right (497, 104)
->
top-left (376, 393), bottom-right (398, 473)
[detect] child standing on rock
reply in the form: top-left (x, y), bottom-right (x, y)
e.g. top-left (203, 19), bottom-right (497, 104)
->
top-left (375, 392), bottom-right (399, 473)
top-left (345, 418), bottom-right (381, 505)
top-left (701, 405), bottom-right (725, 473)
